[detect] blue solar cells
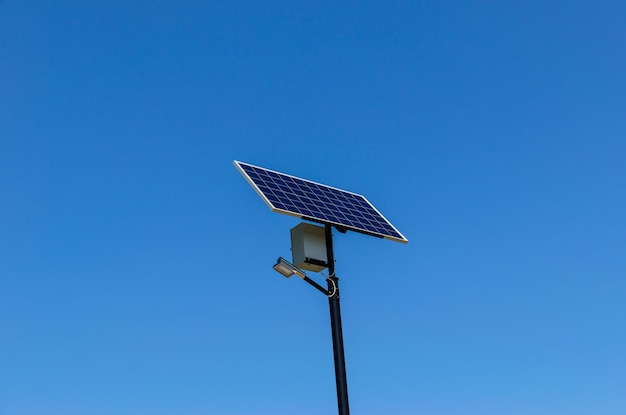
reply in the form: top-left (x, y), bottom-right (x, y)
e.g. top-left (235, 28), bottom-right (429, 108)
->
top-left (234, 161), bottom-right (408, 243)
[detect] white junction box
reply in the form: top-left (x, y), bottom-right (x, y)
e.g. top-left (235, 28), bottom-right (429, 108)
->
top-left (291, 222), bottom-right (328, 272)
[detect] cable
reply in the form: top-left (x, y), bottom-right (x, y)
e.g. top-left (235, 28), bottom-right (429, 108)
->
top-left (326, 277), bottom-right (337, 298)
top-left (322, 271), bottom-right (338, 298)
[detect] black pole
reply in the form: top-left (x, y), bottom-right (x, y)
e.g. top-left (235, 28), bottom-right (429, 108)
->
top-left (325, 224), bottom-right (350, 415)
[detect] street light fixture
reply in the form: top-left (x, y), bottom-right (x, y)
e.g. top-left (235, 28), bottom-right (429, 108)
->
top-left (273, 255), bottom-right (334, 297)
top-left (235, 160), bottom-right (407, 415)
top-left (273, 257), bottom-right (307, 279)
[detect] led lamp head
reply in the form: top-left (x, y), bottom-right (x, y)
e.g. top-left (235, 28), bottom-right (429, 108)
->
top-left (272, 257), bottom-right (307, 279)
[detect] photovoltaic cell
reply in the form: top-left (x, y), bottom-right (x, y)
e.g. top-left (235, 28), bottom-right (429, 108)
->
top-left (234, 160), bottom-right (408, 243)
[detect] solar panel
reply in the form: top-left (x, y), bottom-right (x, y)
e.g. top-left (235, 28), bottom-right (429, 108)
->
top-left (234, 160), bottom-right (408, 243)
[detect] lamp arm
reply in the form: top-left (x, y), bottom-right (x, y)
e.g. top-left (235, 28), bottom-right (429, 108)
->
top-left (302, 275), bottom-right (332, 296)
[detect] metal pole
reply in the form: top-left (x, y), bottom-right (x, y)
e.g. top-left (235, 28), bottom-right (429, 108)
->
top-left (325, 224), bottom-right (350, 415)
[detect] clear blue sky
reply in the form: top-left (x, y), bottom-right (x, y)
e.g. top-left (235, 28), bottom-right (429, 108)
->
top-left (2, 1), bottom-right (625, 414)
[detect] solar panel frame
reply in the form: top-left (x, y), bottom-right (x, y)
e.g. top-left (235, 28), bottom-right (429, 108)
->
top-left (234, 160), bottom-right (408, 243)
